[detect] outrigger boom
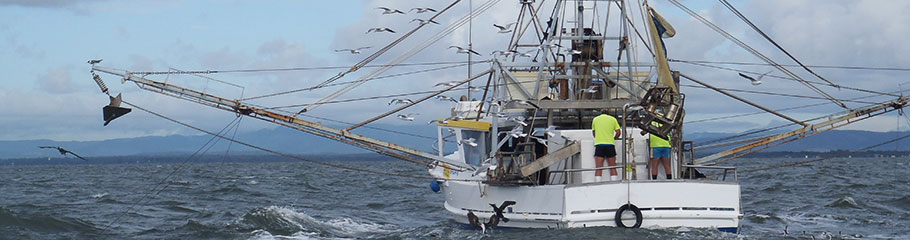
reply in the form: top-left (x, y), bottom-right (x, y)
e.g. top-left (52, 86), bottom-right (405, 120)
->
top-left (90, 66), bottom-right (475, 170)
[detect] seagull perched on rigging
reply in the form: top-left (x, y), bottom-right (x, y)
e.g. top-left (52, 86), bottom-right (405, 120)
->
top-left (376, 7), bottom-right (405, 14)
top-left (493, 22), bottom-right (517, 33)
top-left (87, 59), bottom-right (102, 64)
top-left (388, 98), bottom-right (415, 105)
top-left (334, 46), bottom-right (372, 54)
top-left (410, 7), bottom-right (437, 13)
top-left (449, 46), bottom-right (481, 56)
top-left (38, 146), bottom-right (86, 161)
top-left (366, 27), bottom-right (396, 34)
top-left (738, 70), bottom-right (772, 86)
top-left (410, 18), bottom-right (439, 25)
top-left (397, 113), bottom-right (419, 121)
top-left (435, 95), bottom-right (458, 103)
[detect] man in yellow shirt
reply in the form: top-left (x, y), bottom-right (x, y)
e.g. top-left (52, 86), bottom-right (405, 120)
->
top-left (592, 109), bottom-right (621, 181)
top-left (648, 121), bottom-right (672, 180)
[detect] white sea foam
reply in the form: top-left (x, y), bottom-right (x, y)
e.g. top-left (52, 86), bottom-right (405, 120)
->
top-left (90, 193), bottom-right (109, 199)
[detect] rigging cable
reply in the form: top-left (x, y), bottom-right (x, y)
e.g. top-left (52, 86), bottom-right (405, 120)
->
top-left (106, 115), bottom-right (243, 229)
top-left (667, 0), bottom-right (847, 109)
top-left (122, 100), bottom-right (437, 180)
top-left (670, 59), bottom-right (910, 73)
top-left (673, 59), bottom-right (899, 97)
top-left (717, 0), bottom-right (838, 87)
top-left (741, 134), bottom-right (910, 173)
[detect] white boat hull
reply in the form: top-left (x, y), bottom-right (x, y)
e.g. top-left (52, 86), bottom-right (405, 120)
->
top-left (442, 180), bottom-right (741, 233)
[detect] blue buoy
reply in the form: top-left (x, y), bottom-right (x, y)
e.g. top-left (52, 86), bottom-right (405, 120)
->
top-left (430, 180), bottom-right (441, 192)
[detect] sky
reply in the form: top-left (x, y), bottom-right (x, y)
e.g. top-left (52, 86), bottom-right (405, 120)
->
top-left (2, 0), bottom-right (910, 144)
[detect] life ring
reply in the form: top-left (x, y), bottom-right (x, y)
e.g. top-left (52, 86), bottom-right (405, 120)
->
top-left (614, 203), bottom-right (643, 228)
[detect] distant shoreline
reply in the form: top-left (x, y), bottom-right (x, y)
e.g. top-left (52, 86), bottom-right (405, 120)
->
top-left (2, 150), bottom-right (908, 166)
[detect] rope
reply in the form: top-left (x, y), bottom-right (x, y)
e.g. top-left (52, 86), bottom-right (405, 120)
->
top-left (127, 60), bottom-right (488, 75)
top-left (106, 115), bottom-right (242, 229)
top-left (717, 0), bottom-right (838, 87)
top-left (667, 0), bottom-right (846, 108)
top-left (741, 134), bottom-right (910, 173)
top-left (122, 100), bottom-right (435, 180)
top-left (670, 59), bottom-right (910, 72)
top-left (672, 59), bottom-right (898, 97)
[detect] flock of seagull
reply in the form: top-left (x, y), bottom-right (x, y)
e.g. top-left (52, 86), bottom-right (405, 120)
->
top-left (334, 5), bottom-right (519, 58)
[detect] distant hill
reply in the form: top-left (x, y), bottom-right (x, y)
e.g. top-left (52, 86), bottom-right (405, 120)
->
top-left (2, 125), bottom-right (908, 160)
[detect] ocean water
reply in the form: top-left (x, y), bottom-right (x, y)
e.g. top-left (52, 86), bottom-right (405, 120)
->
top-left (0, 156), bottom-right (907, 239)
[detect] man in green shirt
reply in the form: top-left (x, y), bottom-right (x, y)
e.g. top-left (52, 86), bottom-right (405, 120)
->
top-left (592, 109), bottom-right (621, 181)
top-left (648, 121), bottom-right (672, 180)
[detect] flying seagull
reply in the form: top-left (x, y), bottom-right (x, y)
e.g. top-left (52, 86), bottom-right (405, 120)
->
top-left (532, 125), bottom-right (558, 138)
top-left (410, 7), bottom-right (437, 13)
top-left (491, 50), bottom-right (513, 57)
top-left (366, 28), bottom-right (396, 34)
top-left (449, 45), bottom-right (481, 56)
top-left (397, 113), bottom-right (418, 121)
top-left (87, 59), bottom-right (102, 64)
top-left (39, 146), bottom-right (86, 161)
top-left (459, 138), bottom-right (478, 147)
top-left (493, 22), bottom-right (517, 33)
top-left (580, 85), bottom-right (598, 93)
top-left (434, 81), bottom-right (461, 88)
top-left (376, 7), bottom-right (405, 14)
top-left (435, 95), bottom-right (458, 103)
top-left (334, 46), bottom-right (372, 54)
top-left (388, 98), bottom-right (415, 105)
top-left (410, 18), bottom-right (440, 25)
top-left (507, 99), bottom-right (540, 109)
top-left (427, 119), bottom-right (449, 125)
top-left (738, 70), bottom-right (773, 86)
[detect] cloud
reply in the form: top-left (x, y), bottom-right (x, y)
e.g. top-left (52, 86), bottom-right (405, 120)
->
top-left (0, 0), bottom-right (105, 8)
top-left (36, 66), bottom-right (81, 94)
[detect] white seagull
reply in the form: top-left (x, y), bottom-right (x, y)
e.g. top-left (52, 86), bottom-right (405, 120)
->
top-left (410, 7), bottom-right (437, 13)
top-left (493, 22), bottom-right (518, 33)
top-left (508, 116), bottom-right (528, 127)
top-left (427, 119), bottom-right (449, 125)
top-left (334, 46), bottom-right (372, 54)
top-left (397, 113), bottom-right (419, 121)
top-left (468, 86), bottom-right (484, 92)
top-left (449, 45), bottom-right (482, 56)
top-left (87, 59), bottom-right (102, 64)
top-left (532, 125), bottom-right (558, 138)
top-left (366, 28), bottom-right (396, 34)
top-left (739, 70), bottom-right (773, 86)
top-left (388, 98), bottom-right (415, 105)
top-left (410, 18), bottom-right (440, 25)
top-left (459, 138), bottom-right (478, 147)
top-left (491, 50), bottom-right (513, 57)
top-left (436, 95), bottom-right (458, 103)
top-left (580, 85), bottom-right (598, 93)
top-left (434, 81), bottom-right (461, 88)
top-left (376, 7), bottom-right (405, 14)
top-left (508, 99), bottom-right (540, 109)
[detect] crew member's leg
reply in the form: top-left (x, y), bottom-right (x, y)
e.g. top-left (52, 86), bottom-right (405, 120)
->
top-left (607, 157), bottom-right (618, 176)
top-left (660, 156), bottom-right (672, 179)
top-left (650, 154), bottom-right (659, 180)
top-left (595, 156), bottom-right (605, 177)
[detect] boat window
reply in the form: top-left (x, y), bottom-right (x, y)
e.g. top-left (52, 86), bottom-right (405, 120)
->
top-left (462, 130), bottom-right (489, 166)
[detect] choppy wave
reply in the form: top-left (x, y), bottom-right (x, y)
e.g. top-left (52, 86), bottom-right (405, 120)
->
top-left (233, 206), bottom-right (389, 239)
top-left (825, 196), bottom-right (860, 208)
top-left (0, 206), bottom-right (99, 233)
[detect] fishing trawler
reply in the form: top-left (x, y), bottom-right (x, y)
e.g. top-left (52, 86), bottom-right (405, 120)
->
top-left (86, 0), bottom-right (908, 234)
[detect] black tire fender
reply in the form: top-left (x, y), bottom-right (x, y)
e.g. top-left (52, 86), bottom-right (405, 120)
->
top-left (614, 203), bottom-right (643, 228)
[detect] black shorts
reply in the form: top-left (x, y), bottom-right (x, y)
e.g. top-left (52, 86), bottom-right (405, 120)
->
top-left (594, 144), bottom-right (616, 158)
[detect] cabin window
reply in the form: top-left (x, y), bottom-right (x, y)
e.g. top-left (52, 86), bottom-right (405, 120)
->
top-left (461, 130), bottom-right (489, 166)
